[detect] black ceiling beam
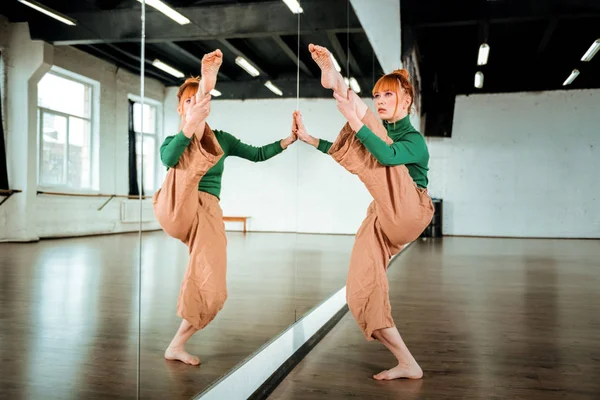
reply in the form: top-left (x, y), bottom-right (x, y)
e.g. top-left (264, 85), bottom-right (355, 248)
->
top-left (327, 32), bottom-right (362, 78)
top-left (209, 77), bottom-right (374, 100)
top-left (76, 44), bottom-right (177, 85)
top-left (151, 42), bottom-right (233, 81)
top-left (174, 41), bottom-right (236, 81)
top-left (536, 17), bottom-right (558, 56)
top-left (272, 36), bottom-right (314, 78)
top-left (104, 43), bottom-right (193, 83)
top-left (218, 39), bottom-right (272, 79)
top-left (29, 0), bottom-right (363, 45)
top-left (413, 13), bottom-right (600, 28)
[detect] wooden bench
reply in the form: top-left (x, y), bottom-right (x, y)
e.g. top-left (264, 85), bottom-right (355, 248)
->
top-left (223, 216), bottom-right (251, 233)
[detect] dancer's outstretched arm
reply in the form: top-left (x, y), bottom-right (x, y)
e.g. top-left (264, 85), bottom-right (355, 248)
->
top-left (221, 127), bottom-right (296, 163)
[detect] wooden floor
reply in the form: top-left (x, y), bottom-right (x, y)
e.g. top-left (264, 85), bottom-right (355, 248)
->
top-left (0, 231), bottom-right (354, 399)
top-left (269, 237), bottom-right (600, 400)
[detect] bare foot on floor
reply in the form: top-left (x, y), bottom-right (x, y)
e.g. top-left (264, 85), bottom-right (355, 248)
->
top-left (200, 49), bottom-right (223, 96)
top-left (373, 362), bottom-right (423, 380)
top-left (309, 44), bottom-right (345, 94)
top-left (164, 347), bottom-right (201, 366)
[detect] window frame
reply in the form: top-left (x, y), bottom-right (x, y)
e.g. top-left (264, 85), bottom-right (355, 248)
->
top-left (128, 94), bottom-right (163, 194)
top-left (36, 68), bottom-right (98, 193)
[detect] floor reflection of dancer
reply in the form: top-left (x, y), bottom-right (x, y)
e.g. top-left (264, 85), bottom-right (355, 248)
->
top-left (153, 50), bottom-right (297, 365)
top-left (293, 44), bottom-right (434, 380)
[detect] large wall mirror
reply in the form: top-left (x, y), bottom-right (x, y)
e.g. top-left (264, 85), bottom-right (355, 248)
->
top-left (0, 0), bottom-right (386, 398)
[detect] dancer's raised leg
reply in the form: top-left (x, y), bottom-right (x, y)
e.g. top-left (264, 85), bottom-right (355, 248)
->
top-left (198, 49), bottom-right (223, 97)
top-left (309, 44), bottom-right (348, 97)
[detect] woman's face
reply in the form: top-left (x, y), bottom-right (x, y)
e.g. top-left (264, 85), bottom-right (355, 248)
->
top-left (373, 88), bottom-right (410, 122)
top-left (178, 86), bottom-right (198, 118)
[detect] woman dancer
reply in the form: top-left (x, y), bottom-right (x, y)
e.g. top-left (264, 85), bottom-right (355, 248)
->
top-left (153, 49), bottom-right (297, 365)
top-left (292, 44), bottom-right (434, 380)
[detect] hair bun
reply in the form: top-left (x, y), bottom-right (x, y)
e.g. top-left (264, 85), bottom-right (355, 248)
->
top-left (392, 69), bottom-right (410, 81)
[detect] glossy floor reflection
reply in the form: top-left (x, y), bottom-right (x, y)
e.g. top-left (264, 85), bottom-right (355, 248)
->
top-left (0, 231), bottom-right (355, 399)
top-left (269, 237), bottom-right (600, 400)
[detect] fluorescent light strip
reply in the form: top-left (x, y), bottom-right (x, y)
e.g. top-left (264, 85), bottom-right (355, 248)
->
top-left (235, 56), bottom-right (260, 77)
top-left (137, 0), bottom-right (190, 25)
top-left (349, 77), bottom-right (361, 93)
top-left (282, 0), bottom-right (304, 14)
top-left (152, 59), bottom-right (185, 78)
top-left (477, 43), bottom-right (489, 66)
top-left (562, 69), bottom-right (579, 86)
top-left (17, 0), bottom-right (77, 26)
top-left (581, 39), bottom-right (600, 62)
top-left (330, 54), bottom-right (341, 72)
top-left (264, 81), bottom-right (283, 96)
top-left (474, 71), bottom-right (484, 88)
top-left (210, 89), bottom-right (222, 97)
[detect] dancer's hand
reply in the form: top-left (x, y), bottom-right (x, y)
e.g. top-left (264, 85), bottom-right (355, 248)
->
top-left (281, 117), bottom-right (298, 149)
top-left (333, 89), bottom-right (363, 132)
top-left (183, 94), bottom-right (211, 134)
top-left (293, 111), bottom-right (319, 148)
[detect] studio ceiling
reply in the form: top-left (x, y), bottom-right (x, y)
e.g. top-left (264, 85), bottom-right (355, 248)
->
top-left (1, 0), bottom-right (382, 100)
top-left (1, 0), bottom-right (598, 109)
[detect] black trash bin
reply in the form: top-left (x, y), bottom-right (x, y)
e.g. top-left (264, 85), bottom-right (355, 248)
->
top-left (420, 198), bottom-right (443, 238)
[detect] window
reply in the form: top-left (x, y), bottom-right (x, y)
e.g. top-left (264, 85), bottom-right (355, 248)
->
top-left (37, 71), bottom-right (95, 191)
top-left (132, 98), bottom-right (161, 193)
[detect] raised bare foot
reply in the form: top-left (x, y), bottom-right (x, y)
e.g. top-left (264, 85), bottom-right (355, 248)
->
top-left (200, 49), bottom-right (223, 96)
top-left (309, 44), bottom-right (346, 95)
top-left (373, 362), bottom-right (423, 380)
top-left (164, 347), bottom-right (201, 366)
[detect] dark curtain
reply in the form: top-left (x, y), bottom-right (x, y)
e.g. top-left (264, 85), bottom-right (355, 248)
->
top-left (0, 51), bottom-right (8, 190)
top-left (128, 99), bottom-right (141, 196)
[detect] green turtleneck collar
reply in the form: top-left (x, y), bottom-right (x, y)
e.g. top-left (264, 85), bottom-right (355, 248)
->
top-left (383, 114), bottom-right (415, 140)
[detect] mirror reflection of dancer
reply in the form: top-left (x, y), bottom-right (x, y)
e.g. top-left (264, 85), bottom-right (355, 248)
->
top-left (152, 50), bottom-right (297, 365)
top-left (293, 44), bottom-right (434, 380)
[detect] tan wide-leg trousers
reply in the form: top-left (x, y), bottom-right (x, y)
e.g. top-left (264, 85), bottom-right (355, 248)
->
top-left (152, 125), bottom-right (228, 331)
top-left (329, 109), bottom-right (435, 341)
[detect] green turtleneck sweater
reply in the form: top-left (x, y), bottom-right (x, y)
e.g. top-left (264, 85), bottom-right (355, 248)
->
top-left (160, 130), bottom-right (285, 199)
top-left (317, 114), bottom-right (429, 188)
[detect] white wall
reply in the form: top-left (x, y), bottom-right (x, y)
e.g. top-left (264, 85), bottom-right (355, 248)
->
top-left (0, 20), bottom-right (163, 241)
top-left (164, 91), bottom-right (379, 234)
top-left (427, 89), bottom-right (600, 238)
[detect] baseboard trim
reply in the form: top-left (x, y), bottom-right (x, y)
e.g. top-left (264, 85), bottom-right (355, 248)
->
top-left (248, 305), bottom-right (349, 400)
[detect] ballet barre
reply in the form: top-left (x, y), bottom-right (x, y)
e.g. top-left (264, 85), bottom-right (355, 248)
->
top-left (36, 191), bottom-right (151, 211)
top-left (0, 189), bottom-right (22, 207)
top-left (223, 216), bottom-right (251, 234)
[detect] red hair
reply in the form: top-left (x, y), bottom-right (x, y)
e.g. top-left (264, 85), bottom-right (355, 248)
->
top-left (372, 69), bottom-right (414, 117)
top-left (177, 76), bottom-right (200, 109)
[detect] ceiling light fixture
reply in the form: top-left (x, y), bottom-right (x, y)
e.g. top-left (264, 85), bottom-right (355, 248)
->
top-left (152, 59), bottom-right (185, 78)
top-left (265, 81), bottom-right (283, 96)
top-left (282, 0), bottom-right (304, 14)
top-left (581, 39), bottom-right (600, 62)
top-left (477, 43), bottom-right (490, 66)
top-left (331, 54), bottom-right (342, 72)
top-left (137, 0), bottom-right (190, 25)
top-left (210, 89), bottom-right (222, 97)
top-left (474, 71), bottom-right (484, 88)
top-left (349, 77), bottom-right (361, 93)
top-left (562, 69), bottom-right (579, 86)
top-left (235, 56), bottom-right (261, 77)
top-left (17, 0), bottom-right (77, 26)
